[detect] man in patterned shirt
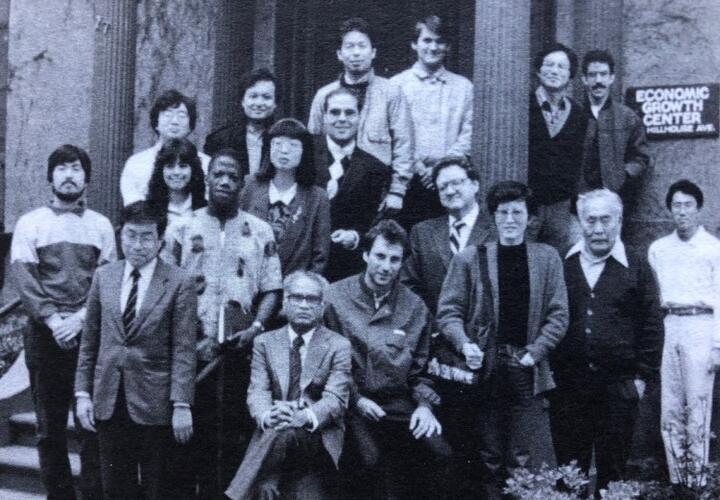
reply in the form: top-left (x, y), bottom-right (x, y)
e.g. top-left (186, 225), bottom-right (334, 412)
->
top-left (166, 147), bottom-right (283, 497)
top-left (11, 144), bottom-right (116, 499)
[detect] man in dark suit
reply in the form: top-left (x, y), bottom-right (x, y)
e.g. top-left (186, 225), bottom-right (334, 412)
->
top-left (400, 155), bottom-right (491, 315)
top-left (75, 201), bottom-right (197, 499)
top-left (551, 188), bottom-right (662, 496)
top-left (225, 271), bottom-right (352, 499)
top-left (314, 87), bottom-right (391, 282)
top-left (204, 68), bottom-right (276, 179)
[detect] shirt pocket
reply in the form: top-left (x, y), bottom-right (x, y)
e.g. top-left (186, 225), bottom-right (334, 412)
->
top-left (366, 131), bottom-right (391, 145)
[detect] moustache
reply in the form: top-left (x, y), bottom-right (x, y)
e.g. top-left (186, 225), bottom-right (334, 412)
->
top-left (592, 83), bottom-right (607, 90)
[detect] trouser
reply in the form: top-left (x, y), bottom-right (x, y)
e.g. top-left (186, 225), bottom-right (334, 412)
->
top-left (343, 411), bottom-right (452, 500)
top-left (95, 387), bottom-right (171, 500)
top-left (550, 370), bottom-right (639, 495)
top-left (478, 346), bottom-right (556, 500)
top-left (25, 323), bottom-right (102, 500)
top-left (661, 314), bottom-right (716, 485)
top-left (225, 427), bottom-right (333, 500)
top-left (526, 199), bottom-right (582, 253)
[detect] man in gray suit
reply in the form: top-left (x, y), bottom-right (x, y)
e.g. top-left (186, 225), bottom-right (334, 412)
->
top-left (225, 271), bottom-right (352, 500)
top-left (75, 201), bottom-right (197, 499)
top-left (401, 155), bottom-right (491, 315)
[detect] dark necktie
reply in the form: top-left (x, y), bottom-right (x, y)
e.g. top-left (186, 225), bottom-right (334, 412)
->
top-left (287, 335), bottom-right (304, 401)
top-left (450, 220), bottom-right (466, 254)
top-left (122, 268), bottom-right (141, 333)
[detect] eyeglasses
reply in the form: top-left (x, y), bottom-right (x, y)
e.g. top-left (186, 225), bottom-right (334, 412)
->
top-left (287, 293), bottom-right (322, 306)
top-left (437, 177), bottom-right (469, 193)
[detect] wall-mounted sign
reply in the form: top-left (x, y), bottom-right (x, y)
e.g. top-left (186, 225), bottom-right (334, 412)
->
top-left (625, 83), bottom-right (719, 140)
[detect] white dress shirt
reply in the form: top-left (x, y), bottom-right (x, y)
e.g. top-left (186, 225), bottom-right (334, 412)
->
top-left (566, 238), bottom-right (629, 289)
top-left (649, 226), bottom-right (720, 343)
top-left (326, 136), bottom-right (356, 200)
top-left (120, 258), bottom-right (158, 313)
top-left (268, 181), bottom-right (297, 206)
top-left (448, 203), bottom-right (480, 253)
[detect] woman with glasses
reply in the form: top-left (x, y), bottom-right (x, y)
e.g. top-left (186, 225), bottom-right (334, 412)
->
top-left (240, 118), bottom-right (331, 276)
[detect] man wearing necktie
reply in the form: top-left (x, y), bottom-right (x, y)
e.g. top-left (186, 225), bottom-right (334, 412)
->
top-left (314, 87), bottom-right (391, 282)
top-left (11, 145), bottom-right (115, 500)
top-left (225, 271), bottom-right (351, 499)
top-left (75, 201), bottom-right (197, 499)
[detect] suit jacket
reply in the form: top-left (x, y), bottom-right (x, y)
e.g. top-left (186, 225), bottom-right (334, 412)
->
top-left (314, 135), bottom-right (391, 281)
top-left (400, 211), bottom-right (493, 314)
top-left (436, 242), bottom-right (568, 395)
top-left (203, 120), bottom-right (271, 178)
top-left (240, 177), bottom-right (331, 276)
top-left (75, 260), bottom-right (197, 426)
top-left (580, 97), bottom-right (652, 196)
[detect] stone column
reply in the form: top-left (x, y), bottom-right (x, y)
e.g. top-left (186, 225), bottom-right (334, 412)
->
top-left (212, 0), bottom-right (256, 129)
top-left (472, 0), bottom-right (532, 186)
top-left (88, 0), bottom-right (137, 223)
top-left (253, 0), bottom-right (277, 70)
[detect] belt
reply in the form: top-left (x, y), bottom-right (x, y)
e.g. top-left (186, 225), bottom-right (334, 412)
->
top-left (663, 306), bottom-right (714, 317)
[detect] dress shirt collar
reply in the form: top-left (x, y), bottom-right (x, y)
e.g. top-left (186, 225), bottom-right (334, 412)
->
top-left (411, 62), bottom-right (447, 83)
top-left (326, 136), bottom-right (356, 161)
top-left (566, 238), bottom-right (629, 268)
top-left (670, 225), bottom-right (710, 247)
top-left (268, 181), bottom-right (298, 205)
top-left (535, 86), bottom-right (569, 111)
top-left (448, 202), bottom-right (480, 231)
top-left (288, 324), bottom-right (315, 346)
top-left (123, 257), bottom-right (158, 283)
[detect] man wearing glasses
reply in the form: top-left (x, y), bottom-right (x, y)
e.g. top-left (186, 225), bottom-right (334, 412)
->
top-left (527, 43), bottom-right (587, 251)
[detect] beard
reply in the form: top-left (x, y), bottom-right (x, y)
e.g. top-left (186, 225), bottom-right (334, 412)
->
top-left (52, 185), bottom-right (85, 203)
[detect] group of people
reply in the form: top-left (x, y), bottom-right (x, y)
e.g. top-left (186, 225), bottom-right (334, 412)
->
top-left (8, 12), bottom-right (720, 500)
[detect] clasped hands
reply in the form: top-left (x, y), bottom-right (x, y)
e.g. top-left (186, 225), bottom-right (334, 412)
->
top-left (47, 310), bottom-right (85, 350)
top-left (262, 400), bottom-right (311, 431)
top-left (356, 396), bottom-right (441, 440)
top-left (462, 343), bottom-right (535, 370)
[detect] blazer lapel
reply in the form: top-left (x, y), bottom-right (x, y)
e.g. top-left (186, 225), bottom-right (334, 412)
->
top-left (431, 218), bottom-right (453, 269)
top-left (279, 186), bottom-right (309, 260)
top-left (486, 242), bottom-right (500, 323)
top-left (270, 328), bottom-right (291, 399)
top-left (301, 327), bottom-right (329, 389)
top-left (251, 185), bottom-right (271, 221)
top-left (109, 262), bottom-right (127, 338)
top-left (526, 244), bottom-right (543, 344)
top-left (126, 261), bottom-right (169, 339)
top-left (467, 215), bottom-right (491, 247)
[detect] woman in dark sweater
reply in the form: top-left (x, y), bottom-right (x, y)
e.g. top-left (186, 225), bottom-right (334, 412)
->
top-left (240, 118), bottom-right (331, 275)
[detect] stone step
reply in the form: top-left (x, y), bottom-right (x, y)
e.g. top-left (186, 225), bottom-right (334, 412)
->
top-left (0, 444), bottom-right (80, 479)
top-left (9, 412), bottom-right (79, 452)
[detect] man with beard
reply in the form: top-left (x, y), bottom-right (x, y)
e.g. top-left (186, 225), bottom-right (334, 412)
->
top-left (165, 148), bottom-right (283, 497)
top-left (324, 219), bottom-right (450, 499)
top-left (11, 144), bottom-right (115, 499)
top-left (579, 50), bottom-right (651, 225)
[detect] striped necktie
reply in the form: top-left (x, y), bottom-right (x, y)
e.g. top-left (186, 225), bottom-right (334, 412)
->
top-left (287, 335), bottom-right (304, 401)
top-left (449, 220), bottom-right (466, 254)
top-left (123, 268), bottom-right (141, 333)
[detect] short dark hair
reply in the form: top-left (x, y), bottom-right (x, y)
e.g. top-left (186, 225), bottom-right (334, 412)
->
top-left (665, 179), bottom-right (704, 210)
top-left (414, 14), bottom-right (448, 42)
top-left (582, 49), bottom-right (615, 75)
top-left (323, 87), bottom-right (360, 113)
top-left (533, 42), bottom-right (578, 79)
top-left (208, 148), bottom-right (244, 176)
top-left (257, 118), bottom-right (316, 187)
top-left (239, 68), bottom-right (278, 125)
top-left (432, 156), bottom-right (479, 187)
top-left (121, 201), bottom-right (167, 238)
top-left (339, 17), bottom-right (373, 46)
top-left (362, 219), bottom-right (408, 253)
top-left (149, 89), bottom-right (197, 134)
top-left (47, 144), bottom-right (92, 183)
top-left (486, 181), bottom-right (537, 216)
top-left (146, 138), bottom-right (207, 218)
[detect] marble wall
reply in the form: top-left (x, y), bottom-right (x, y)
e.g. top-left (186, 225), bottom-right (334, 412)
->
top-left (4, 0), bottom-right (95, 228)
top-left (133, 0), bottom-right (217, 153)
top-left (623, 0), bottom-right (720, 244)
